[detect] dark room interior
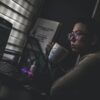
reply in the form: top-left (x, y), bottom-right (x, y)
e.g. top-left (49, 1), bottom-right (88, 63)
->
top-left (0, 0), bottom-right (100, 100)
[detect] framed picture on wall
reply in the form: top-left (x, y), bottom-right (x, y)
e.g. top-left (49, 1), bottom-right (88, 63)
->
top-left (30, 18), bottom-right (61, 54)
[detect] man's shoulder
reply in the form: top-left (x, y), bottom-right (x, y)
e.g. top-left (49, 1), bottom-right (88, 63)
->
top-left (78, 52), bottom-right (100, 68)
top-left (81, 51), bottom-right (100, 61)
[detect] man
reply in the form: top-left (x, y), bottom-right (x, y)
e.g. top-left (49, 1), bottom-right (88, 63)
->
top-left (50, 17), bottom-right (100, 100)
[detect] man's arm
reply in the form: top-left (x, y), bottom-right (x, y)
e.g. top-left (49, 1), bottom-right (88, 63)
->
top-left (50, 53), bottom-right (100, 99)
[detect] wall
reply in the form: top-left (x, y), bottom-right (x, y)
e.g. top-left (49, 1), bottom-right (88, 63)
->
top-left (92, 0), bottom-right (100, 22)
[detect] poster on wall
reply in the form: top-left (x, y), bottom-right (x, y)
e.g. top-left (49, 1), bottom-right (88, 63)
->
top-left (30, 18), bottom-right (60, 54)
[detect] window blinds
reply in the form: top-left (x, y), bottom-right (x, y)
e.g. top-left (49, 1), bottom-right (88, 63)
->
top-left (0, 0), bottom-right (44, 54)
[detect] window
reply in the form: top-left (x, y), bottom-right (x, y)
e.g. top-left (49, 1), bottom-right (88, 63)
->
top-left (0, 0), bottom-right (44, 61)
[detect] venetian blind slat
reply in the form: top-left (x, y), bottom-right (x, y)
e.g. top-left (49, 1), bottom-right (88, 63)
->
top-left (12, 0), bottom-right (33, 12)
top-left (0, 6), bottom-right (30, 26)
top-left (0, 0), bottom-right (32, 18)
top-left (8, 36), bottom-right (26, 47)
top-left (6, 44), bottom-right (23, 52)
top-left (10, 29), bottom-right (26, 39)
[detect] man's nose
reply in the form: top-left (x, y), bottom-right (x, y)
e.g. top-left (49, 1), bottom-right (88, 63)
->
top-left (70, 35), bottom-right (76, 42)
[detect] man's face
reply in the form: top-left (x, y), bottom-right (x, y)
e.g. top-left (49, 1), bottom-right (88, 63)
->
top-left (68, 22), bottom-right (89, 54)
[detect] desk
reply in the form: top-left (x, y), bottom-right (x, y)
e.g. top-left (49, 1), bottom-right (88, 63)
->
top-left (0, 60), bottom-right (34, 100)
top-left (0, 61), bottom-right (48, 100)
top-left (0, 72), bottom-right (34, 100)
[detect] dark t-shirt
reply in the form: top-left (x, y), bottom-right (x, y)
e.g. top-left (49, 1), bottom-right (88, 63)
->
top-left (50, 52), bottom-right (100, 100)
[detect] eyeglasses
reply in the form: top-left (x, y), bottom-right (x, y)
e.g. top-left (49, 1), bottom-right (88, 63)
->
top-left (67, 32), bottom-right (85, 40)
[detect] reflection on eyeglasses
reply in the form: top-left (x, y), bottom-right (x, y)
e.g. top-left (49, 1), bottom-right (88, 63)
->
top-left (67, 32), bottom-right (85, 40)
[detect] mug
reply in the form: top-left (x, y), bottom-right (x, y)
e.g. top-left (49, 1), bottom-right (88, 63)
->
top-left (48, 43), bottom-right (69, 64)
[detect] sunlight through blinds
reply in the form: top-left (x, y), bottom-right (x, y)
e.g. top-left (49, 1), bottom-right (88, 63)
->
top-left (0, 0), bottom-right (44, 54)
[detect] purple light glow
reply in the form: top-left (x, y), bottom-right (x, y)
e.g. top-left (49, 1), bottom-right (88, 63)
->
top-left (21, 67), bottom-right (28, 73)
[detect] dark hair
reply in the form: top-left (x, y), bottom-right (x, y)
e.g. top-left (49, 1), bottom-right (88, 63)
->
top-left (73, 17), bottom-right (100, 37)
